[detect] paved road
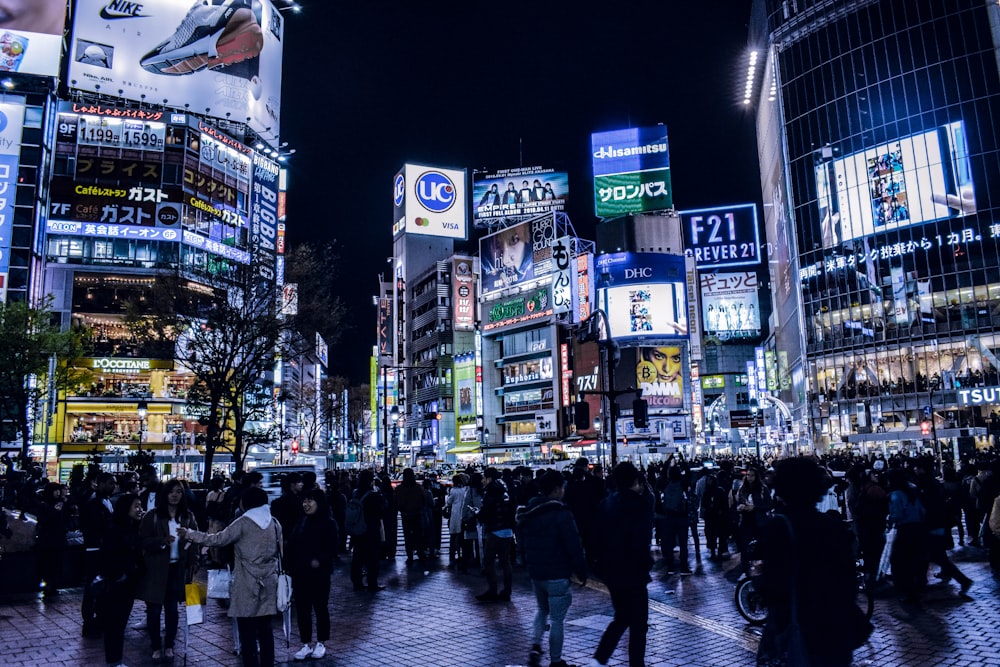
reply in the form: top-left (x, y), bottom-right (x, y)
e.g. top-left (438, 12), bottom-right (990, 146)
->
top-left (0, 528), bottom-right (996, 666)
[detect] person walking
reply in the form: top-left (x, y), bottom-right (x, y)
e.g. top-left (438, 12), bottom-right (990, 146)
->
top-left (349, 470), bottom-right (387, 592)
top-left (178, 487), bottom-right (281, 667)
top-left (887, 468), bottom-right (928, 604)
top-left (755, 457), bottom-right (871, 667)
top-left (137, 478), bottom-right (199, 663)
top-left (517, 470), bottom-right (587, 667)
top-left (394, 468), bottom-right (427, 563)
top-left (914, 459), bottom-right (973, 595)
top-left (99, 494), bottom-right (144, 667)
top-left (288, 488), bottom-right (339, 661)
top-left (34, 482), bottom-right (71, 599)
top-left (476, 467), bottom-right (515, 602)
top-left (590, 462), bottom-right (654, 667)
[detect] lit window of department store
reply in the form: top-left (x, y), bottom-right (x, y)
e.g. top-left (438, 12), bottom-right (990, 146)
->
top-left (754, 0), bottom-right (1000, 451)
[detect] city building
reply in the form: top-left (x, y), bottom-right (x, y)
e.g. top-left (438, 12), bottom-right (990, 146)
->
top-left (750, 0), bottom-right (1000, 455)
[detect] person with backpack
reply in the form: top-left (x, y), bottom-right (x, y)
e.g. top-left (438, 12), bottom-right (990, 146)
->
top-left (887, 468), bottom-right (928, 604)
top-left (475, 467), bottom-right (515, 602)
top-left (700, 473), bottom-right (730, 560)
top-left (347, 470), bottom-right (387, 592)
top-left (660, 466), bottom-right (691, 574)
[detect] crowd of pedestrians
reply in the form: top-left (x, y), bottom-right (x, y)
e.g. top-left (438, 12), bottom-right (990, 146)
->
top-left (2, 447), bottom-right (1000, 667)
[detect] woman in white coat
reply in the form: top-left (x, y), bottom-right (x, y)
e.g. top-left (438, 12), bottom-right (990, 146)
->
top-left (179, 487), bottom-right (280, 667)
top-left (445, 473), bottom-right (469, 568)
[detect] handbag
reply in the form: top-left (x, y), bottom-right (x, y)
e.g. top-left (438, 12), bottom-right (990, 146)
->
top-left (876, 526), bottom-right (897, 581)
top-left (275, 523), bottom-right (293, 612)
top-left (207, 567), bottom-right (232, 599)
top-left (185, 581), bottom-right (207, 625)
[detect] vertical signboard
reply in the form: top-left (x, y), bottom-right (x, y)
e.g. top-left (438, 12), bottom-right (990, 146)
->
top-left (551, 236), bottom-right (573, 314)
top-left (377, 296), bottom-right (392, 359)
top-left (685, 256), bottom-right (702, 361)
top-left (591, 125), bottom-right (672, 217)
top-left (251, 151), bottom-right (280, 281)
top-left (575, 252), bottom-right (593, 324)
top-left (0, 98), bottom-right (24, 302)
top-left (452, 257), bottom-right (476, 331)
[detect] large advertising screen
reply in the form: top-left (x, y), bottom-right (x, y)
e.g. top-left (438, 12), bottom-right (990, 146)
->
top-left (591, 126), bottom-right (672, 217)
top-left (596, 252), bottom-right (688, 341)
top-left (816, 121), bottom-right (976, 246)
top-left (0, 0), bottom-right (66, 76)
top-left (700, 271), bottom-right (761, 341)
top-left (479, 214), bottom-right (560, 297)
top-left (472, 166), bottom-right (568, 225)
top-left (395, 163), bottom-right (467, 240)
top-left (680, 203), bottom-right (761, 269)
top-left (634, 345), bottom-right (685, 409)
top-left (68, 0), bottom-right (284, 141)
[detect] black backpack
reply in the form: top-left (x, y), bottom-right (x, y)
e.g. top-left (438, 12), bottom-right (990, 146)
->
top-left (344, 491), bottom-right (372, 536)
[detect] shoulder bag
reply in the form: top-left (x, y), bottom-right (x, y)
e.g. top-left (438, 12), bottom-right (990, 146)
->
top-left (275, 522), bottom-right (293, 612)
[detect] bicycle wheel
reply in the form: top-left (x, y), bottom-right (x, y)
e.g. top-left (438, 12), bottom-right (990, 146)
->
top-left (735, 577), bottom-right (768, 625)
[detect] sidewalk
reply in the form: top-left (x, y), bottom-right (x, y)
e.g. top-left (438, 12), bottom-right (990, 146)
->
top-left (1, 539), bottom-right (997, 666)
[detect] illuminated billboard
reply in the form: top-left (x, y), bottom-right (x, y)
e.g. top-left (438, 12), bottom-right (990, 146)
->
top-left (596, 252), bottom-right (688, 341)
top-left (483, 286), bottom-right (552, 332)
top-left (393, 163), bottom-right (467, 240)
top-left (680, 204), bottom-right (762, 268)
top-left (591, 126), bottom-right (672, 217)
top-left (68, 0), bottom-right (284, 141)
top-left (0, 98), bottom-right (24, 297)
top-left (0, 0), bottom-right (66, 76)
top-left (700, 271), bottom-right (761, 341)
top-left (472, 166), bottom-right (568, 224)
top-left (452, 257), bottom-right (476, 331)
top-left (633, 346), bottom-right (685, 409)
top-left (815, 121), bottom-right (976, 246)
top-left (480, 214), bottom-right (561, 297)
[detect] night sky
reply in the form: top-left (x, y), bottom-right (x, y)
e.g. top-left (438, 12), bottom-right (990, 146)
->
top-left (280, 1), bottom-right (761, 384)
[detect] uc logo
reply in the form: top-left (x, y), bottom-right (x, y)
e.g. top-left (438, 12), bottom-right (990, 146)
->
top-left (393, 173), bottom-right (405, 207)
top-left (415, 171), bottom-right (455, 213)
top-left (0, 111), bottom-right (7, 134)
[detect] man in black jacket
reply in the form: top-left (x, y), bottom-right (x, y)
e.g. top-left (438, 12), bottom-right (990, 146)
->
top-left (517, 470), bottom-right (587, 667)
top-left (80, 472), bottom-right (117, 637)
top-left (591, 462), bottom-right (653, 667)
top-left (476, 467), bottom-right (515, 602)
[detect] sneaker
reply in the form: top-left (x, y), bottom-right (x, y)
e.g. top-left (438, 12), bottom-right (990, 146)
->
top-left (294, 644), bottom-right (313, 661)
top-left (475, 591), bottom-right (499, 602)
top-left (529, 644), bottom-right (543, 667)
top-left (311, 643), bottom-right (327, 659)
top-left (140, 0), bottom-right (264, 76)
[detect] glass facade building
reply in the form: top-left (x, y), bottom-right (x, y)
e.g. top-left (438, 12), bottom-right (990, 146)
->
top-left (754, 0), bottom-right (1000, 450)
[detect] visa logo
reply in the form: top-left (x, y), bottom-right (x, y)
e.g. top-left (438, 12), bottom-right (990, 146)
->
top-left (442, 222), bottom-right (459, 230)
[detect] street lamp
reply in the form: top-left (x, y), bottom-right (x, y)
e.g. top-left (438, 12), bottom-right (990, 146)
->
top-left (137, 400), bottom-right (148, 453)
top-left (481, 427), bottom-right (490, 466)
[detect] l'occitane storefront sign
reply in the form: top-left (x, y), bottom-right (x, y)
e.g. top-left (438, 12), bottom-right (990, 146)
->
top-left (81, 358), bottom-right (174, 373)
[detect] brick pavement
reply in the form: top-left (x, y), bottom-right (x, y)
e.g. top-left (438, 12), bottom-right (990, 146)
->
top-left (1, 532), bottom-right (997, 666)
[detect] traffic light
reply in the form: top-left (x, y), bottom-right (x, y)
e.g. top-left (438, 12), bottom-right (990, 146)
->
top-left (920, 421), bottom-right (931, 436)
top-left (291, 439), bottom-right (299, 454)
top-left (633, 398), bottom-right (649, 428)
top-left (622, 436), bottom-right (628, 447)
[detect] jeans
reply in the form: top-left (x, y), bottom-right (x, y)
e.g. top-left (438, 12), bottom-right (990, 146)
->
top-left (146, 562), bottom-right (183, 650)
top-left (595, 581), bottom-right (648, 667)
top-left (483, 533), bottom-right (513, 595)
top-left (237, 615), bottom-right (274, 667)
top-left (532, 579), bottom-right (572, 662)
top-left (663, 515), bottom-right (688, 568)
top-left (99, 581), bottom-right (135, 665)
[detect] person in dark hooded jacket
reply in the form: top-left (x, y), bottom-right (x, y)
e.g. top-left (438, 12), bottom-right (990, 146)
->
top-left (288, 488), bottom-right (339, 661)
top-left (516, 470), bottom-right (587, 667)
top-left (591, 462), bottom-right (654, 667)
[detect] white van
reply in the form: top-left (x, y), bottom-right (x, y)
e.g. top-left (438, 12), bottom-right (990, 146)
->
top-left (252, 464), bottom-right (318, 502)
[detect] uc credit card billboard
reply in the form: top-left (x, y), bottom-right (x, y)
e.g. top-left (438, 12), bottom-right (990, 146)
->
top-left (393, 163), bottom-right (467, 240)
top-left (591, 126), bottom-right (672, 217)
top-left (68, 0), bottom-right (284, 141)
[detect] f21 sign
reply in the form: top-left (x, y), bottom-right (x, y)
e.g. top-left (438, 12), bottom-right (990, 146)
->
top-left (679, 204), bottom-right (761, 269)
